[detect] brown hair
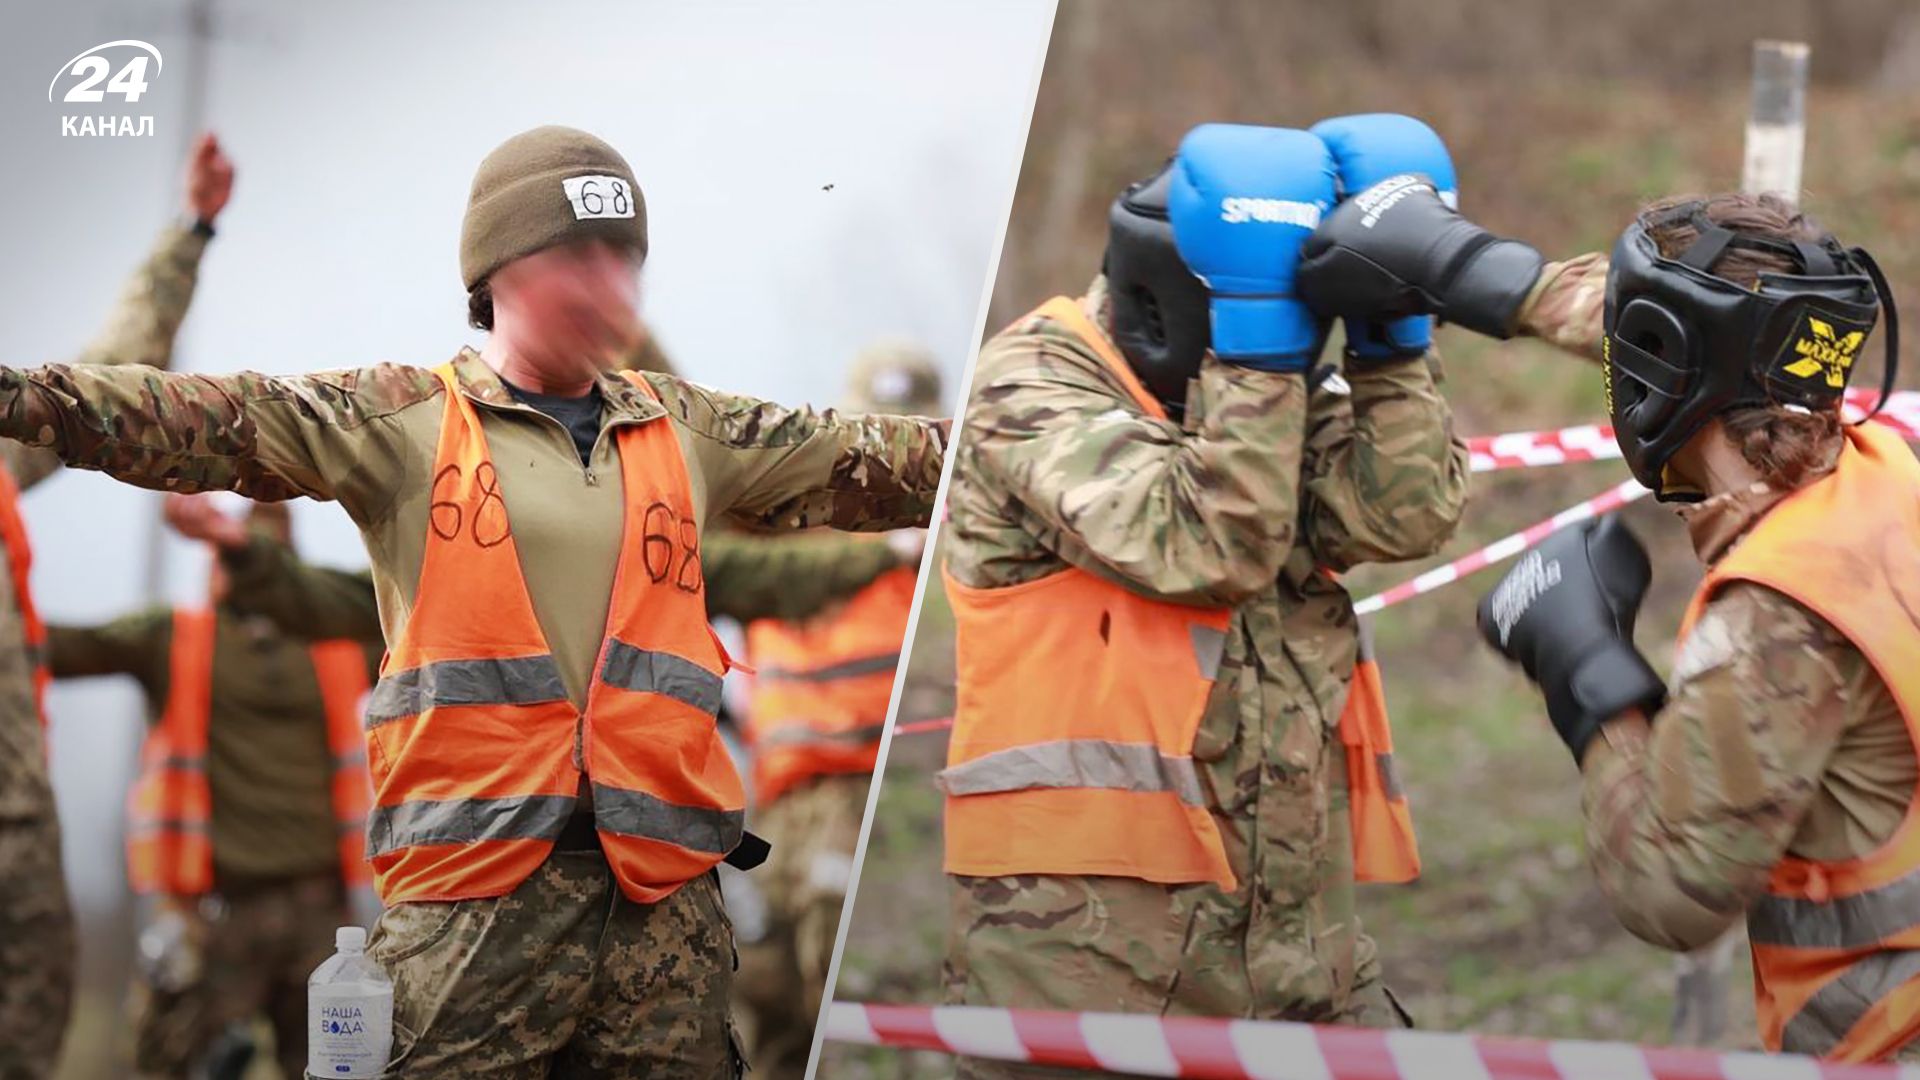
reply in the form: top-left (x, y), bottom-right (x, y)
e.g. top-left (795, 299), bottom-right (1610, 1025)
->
top-left (1640, 192), bottom-right (1844, 491)
top-left (467, 280), bottom-right (494, 332)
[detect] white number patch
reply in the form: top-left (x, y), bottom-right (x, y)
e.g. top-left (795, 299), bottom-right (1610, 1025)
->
top-left (562, 175), bottom-right (635, 221)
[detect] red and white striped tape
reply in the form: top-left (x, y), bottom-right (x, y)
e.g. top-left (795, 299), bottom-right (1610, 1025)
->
top-left (1351, 478), bottom-right (1650, 616)
top-left (825, 1001), bottom-right (1918, 1080)
top-left (1460, 390), bottom-right (1920, 473)
top-left (1466, 423), bottom-right (1620, 473)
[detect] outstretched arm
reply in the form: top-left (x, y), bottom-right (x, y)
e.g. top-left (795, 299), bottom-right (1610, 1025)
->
top-left (648, 372), bottom-right (947, 535)
top-left (703, 530), bottom-right (912, 623)
top-left (7, 133), bottom-right (238, 490)
top-left (0, 362), bottom-right (430, 519)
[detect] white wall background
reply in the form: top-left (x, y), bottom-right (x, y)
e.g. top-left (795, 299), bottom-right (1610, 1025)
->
top-left (0, 0), bottom-right (1047, 938)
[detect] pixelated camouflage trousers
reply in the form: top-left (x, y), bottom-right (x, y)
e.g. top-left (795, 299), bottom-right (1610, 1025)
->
top-left (0, 814), bottom-right (75, 1080)
top-left (943, 871), bottom-right (1406, 1080)
top-left (734, 773), bottom-right (869, 1080)
top-left (128, 871), bottom-right (346, 1079)
top-left (368, 850), bottom-right (740, 1079)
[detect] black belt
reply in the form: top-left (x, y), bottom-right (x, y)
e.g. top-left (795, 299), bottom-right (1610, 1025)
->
top-left (553, 813), bottom-right (771, 871)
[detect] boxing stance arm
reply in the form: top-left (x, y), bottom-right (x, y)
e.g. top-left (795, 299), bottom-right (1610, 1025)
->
top-left (959, 324), bottom-right (1308, 607)
top-left (1580, 582), bottom-right (1868, 951)
top-left (1515, 251), bottom-right (1610, 365)
top-left (1299, 353), bottom-right (1470, 570)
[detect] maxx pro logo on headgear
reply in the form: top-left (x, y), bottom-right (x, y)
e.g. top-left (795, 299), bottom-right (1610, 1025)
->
top-left (1779, 313), bottom-right (1868, 389)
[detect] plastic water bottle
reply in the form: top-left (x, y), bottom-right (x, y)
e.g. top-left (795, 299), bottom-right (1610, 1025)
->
top-left (306, 926), bottom-right (393, 1078)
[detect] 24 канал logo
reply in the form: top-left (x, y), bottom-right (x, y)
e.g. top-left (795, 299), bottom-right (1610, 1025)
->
top-left (49, 40), bottom-right (162, 138)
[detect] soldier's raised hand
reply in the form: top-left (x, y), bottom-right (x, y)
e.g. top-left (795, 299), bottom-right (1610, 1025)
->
top-left (185, 132), bottom-right (235, 226)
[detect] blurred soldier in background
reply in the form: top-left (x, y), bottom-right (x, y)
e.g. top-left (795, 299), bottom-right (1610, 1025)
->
top-left (1300, 170), bottom-right (1918, 1061)
top-left (0, 132), bottom-right (233, 1079)
top-left (730, 342), bottom-right (939, 1080)
top-left (937, 117), bottom-right (1467, 1077)
top-left (0, 124), bottom-right (944, 1076)
top-left (48, 498), bottom-right (380, 1080)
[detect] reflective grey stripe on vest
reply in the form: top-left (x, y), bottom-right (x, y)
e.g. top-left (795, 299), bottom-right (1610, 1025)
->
top-left (1750, 865), bottom-right (1920, 950)
top-left (758, 652), bottom-right (901, 684)
top-left (755, 721), bottom-right (889, 750)
top-left (591, 782), bottom-right (742, 855)
top-left (600, 639), bottom-right (723, 716)
top-left (154, 754), bottom-right (206, 772)
top-left (365, 655), bottom-right (568, 730)
top-left (1780, 947), bottom-right (1920, 1056)
top-left (935, 739), bottom-right (1207, 806)
top-left (128, 818), bottom-right (211, 834)
top-left (364, 793), bottom-right (574, 858)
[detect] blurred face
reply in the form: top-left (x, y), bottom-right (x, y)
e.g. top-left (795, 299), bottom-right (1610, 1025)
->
top-left (490, 239), bottom-right (642, 380)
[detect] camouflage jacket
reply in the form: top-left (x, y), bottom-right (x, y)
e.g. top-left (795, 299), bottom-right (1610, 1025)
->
top-left (1517, 255), bottom-right (1913, 958)
top-left (218, 529), bottom-right (913, 641)
top-left (944, 279), bottom-right (1468, 1011)
top-left (0, 224), bottom-right (206, 819)
top-left (0, 350), bottom-right (943, 708)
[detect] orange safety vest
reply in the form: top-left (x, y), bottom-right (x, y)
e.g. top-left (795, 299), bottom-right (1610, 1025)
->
top-left (1340, 619), bottom-right (1419, 883)
top-left (364, 365), bottom-right (743, 905)
top-left (125, 608), bottom-right (373, 895)
top-left (1676, 423), bottom-right (1920, 1062)
top-left (744, 564), bottom-right (916, 805)
top-left (940, 297), bottom-right (1414, 889)
top-left (0, 463), bottom-right (49, 727)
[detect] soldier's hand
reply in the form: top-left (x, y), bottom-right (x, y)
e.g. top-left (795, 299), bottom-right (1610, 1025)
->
top-left (185, 133), bottom-right (235, 226)
top-left (1476, 516), bottom-right (1666, 764)
top-left (163, 493), bottom-right (248, 549)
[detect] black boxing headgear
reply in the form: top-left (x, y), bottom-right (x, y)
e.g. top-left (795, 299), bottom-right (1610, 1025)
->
top-left (1102, 160), bottom-right (1211, 417)
top-left (1602, 201), bottom-right (1897, 501)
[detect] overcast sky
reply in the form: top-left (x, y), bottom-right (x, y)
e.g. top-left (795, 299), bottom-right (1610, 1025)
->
top-left (0, 0), bottom-right (1051, 908)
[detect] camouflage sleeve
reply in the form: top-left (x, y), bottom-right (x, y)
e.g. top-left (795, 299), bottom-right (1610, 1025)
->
top-left (1299, 354), bottom-right (1470, 571)
top-left (703, 531), bottom-right (904, 622)
top-left (644, 372), bottom-right (946, 534)
top-left (45, 607), bottom-right (171, 698)
top-left (220, 534), bottom-right (383, 643)
top-left (1580, 582), bottom-right (1855, 951)
top-left (1516, 251), bottom-right (1608, 364)
top-left (961, 336), bottom-right (1307, 606)
top-left (6, 225), bottom-right (210, 491)
top-left (0, 363), bottom-right (430, 517)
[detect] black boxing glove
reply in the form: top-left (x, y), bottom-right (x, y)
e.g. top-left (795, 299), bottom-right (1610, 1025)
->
top-left (1297, 174), bottom-right (1545, 340)
top-left (1476, 516), bottom-right (1667, 762)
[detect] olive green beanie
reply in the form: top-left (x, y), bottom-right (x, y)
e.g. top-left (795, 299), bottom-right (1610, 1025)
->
top-left (460, 125), bottom-right (647, 290)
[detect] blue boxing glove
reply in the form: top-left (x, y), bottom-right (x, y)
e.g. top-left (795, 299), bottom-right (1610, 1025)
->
top-left (1311, 114), bottom-right (1458, 364)
top-left (1167, 124), bottom-right (1336, 373)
